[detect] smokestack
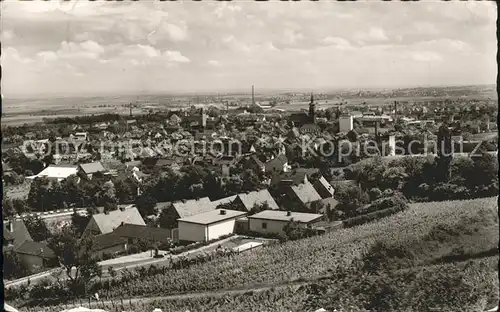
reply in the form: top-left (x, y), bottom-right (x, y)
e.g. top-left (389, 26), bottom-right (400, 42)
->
top-left (394, 101), bottom-right (398, 122)
top-left (252, 85), bottom-right (255, 106)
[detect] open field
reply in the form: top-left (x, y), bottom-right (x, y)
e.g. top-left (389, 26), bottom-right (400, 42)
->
top-left (14, 196), bottom-right (498, 311)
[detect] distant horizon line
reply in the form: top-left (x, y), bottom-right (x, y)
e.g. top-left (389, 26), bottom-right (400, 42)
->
top-left (2, 83), bottom-right (496, 99)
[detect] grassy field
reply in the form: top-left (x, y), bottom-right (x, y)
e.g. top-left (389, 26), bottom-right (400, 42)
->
top-left (19, 196), bottom-right (499, 311)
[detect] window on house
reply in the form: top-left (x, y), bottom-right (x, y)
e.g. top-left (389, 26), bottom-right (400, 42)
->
top-left (262, 222), bottom-right (267, 229)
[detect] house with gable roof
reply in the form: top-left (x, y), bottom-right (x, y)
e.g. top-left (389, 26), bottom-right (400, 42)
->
top-left (15, 241), bottom-right (57, 273)
top-left (230, 189), bottom-right (280, 212)
top-left (159, 197), bottom-right (214, 229)
top-left (82, 207), bottom-right (145, 238)
top-left (3, 219), bottom-right (33, 249)
top-left (78, 161), bottom-right (107, 180)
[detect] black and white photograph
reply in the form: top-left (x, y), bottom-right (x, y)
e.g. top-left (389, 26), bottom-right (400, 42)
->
top-left (1, 1), bottom-right (498, 311)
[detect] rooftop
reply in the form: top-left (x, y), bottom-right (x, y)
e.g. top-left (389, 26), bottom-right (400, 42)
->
top-left (178, 209), bottom-right (247, 225)
top-left (15, 241), bottom-right (56, 259)
top-left (290, 181), bottom-right (322, 204)
top-left (248, 210), bottom-right (323, 223)
top-left (91, 207), bottom-right (146, 234)
top-left (172, 197), bottom-right (214, 218)
top-left (27, 165), bottom-right (78, 180)
top-left (79, 161), bottom-right (106, 174)
top-left (236, 189), bottom-right (280, 211)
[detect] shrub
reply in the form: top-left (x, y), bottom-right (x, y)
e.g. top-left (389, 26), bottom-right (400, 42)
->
top-left (343, 204), bottom-right (408, 228)
top-left (368, 188), bottom-right (382, 201)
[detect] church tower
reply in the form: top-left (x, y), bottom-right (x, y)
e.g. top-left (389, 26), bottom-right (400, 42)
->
top-left (309, 92), bottom-right (316, 123)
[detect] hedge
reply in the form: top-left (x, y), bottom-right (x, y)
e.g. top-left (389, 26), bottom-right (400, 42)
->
top-left (343, 204), bottom-right (408, 228)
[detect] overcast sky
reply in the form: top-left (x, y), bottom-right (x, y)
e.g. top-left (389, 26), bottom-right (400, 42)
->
top-left (1, 1), bottom-right (497, 97)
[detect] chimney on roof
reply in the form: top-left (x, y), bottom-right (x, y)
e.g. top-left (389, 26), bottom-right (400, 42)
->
top-left (119, 206), bottom-right (125, 211)
top-left (287, 211), bottom-right (292, 216)
top-left (220, 209), bottom-right (226, 215)
top-left (121, 221), bottom-right (124, 226)
top-left (9, 219), bottom-right (14, 232)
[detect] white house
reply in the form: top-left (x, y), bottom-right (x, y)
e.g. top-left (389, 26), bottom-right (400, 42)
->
top-left (177, 209), bottom-right (247, 243)
top-left (247, 210), bottom-right (323, 236)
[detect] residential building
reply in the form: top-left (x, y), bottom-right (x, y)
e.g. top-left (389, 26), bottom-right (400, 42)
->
top-left (232, 189), bottom-right (280, 212)
top-left (3, 219), bottom-right (33, 248)
top-left (285, 181), bottom-right (323, 211)
top-left (82, 207), bottom-right (146, 237)
top-left (339, 115), bottom-right (354, 132)
top-left (313, 176), bottom-right (335, 199)
top-left (214, 155), bottom-right (238, 176)
top-left (264, 154), bottom-right (290, 174)
top-left (177, 209), bottom-right (247, 243)
top-left (247, 210), bottom-right (324, 236)
top-left (112, 223), bottom-right (174, 247)
top-left (159, 197), bottom-right (214, 229)
top-left (271, 168), bottom-right (319, 186)
top-left (211, 195), bottom-right (238, 208)
top-left (78, 161), bottom-right (107, 180)
top-left (236, 155), bottom-right (265, 173)
top-left (15, 241), bottom-right (57, 273)
top-left (72, 132), bottom-right (88, 141)
top-left (87, 232), bottom-right (127, 259)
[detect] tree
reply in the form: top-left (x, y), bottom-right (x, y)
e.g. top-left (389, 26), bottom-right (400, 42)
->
top-left (114, 174), bottom-right (139, 203)
top-left (24, 215), bottom-right (52, 242)
top-left (346, 130), bottom-right (359, 142)
top-left (335, 184), bottom-right (369, 219)
top-left (2, 198), bottom-right (16, 219)
top-left (135, 193), bottom-right (158, 217)
top-left (241, 169), bottom-right (262, 193)
top-left (250, 202), bottom-right (270, 215)
top-left (435, 124), bottom-right (453, 182)
top-left (27, 177), bottom-right (51, 211)
top-left (381, 166), bottom-right (408, 190)
top-left (368, 188), bottom-right (382, 201)
top-left (48, 226), bottom-right (102, 294)
top-left (100, 181), bottom-right (118, 212)
top-left (71, 209), bottom-right (91, 237)
top-left (3, 249), bottom-right (28, 279)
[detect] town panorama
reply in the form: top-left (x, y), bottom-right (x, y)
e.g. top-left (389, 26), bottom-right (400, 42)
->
top-left (2, 1), bottom-right (498, 312)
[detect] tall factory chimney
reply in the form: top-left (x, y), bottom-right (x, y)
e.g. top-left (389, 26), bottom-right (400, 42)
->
top-left (394, 101), bottom-right (398, 122)
top-left (252, 85), bottom-right (255, 106)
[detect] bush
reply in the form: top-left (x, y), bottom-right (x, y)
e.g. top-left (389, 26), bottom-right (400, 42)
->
top-left (368, 188), bottom-right (382, 201)
top-left (357, 193), bottom-right (408, 216)
top-left (343, 204), bottom-right (408, 228)
top-left (237, 230), bottom-right (285, 241)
